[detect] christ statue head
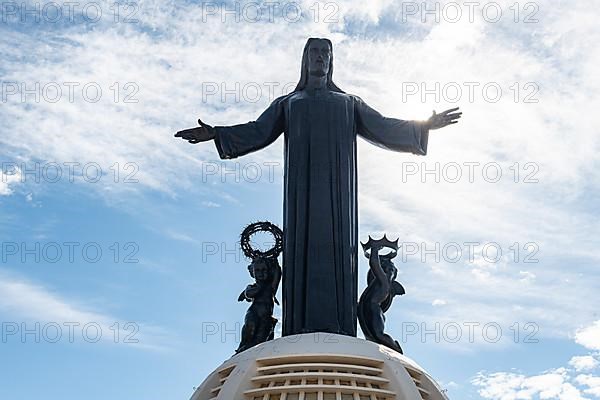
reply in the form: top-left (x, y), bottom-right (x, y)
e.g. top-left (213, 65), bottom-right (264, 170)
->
top-left (294, 38), bottom-right (344, 93)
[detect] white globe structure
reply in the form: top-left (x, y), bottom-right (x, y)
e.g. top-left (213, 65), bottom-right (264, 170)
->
top-left (190, 333), bottom-right (449, 400)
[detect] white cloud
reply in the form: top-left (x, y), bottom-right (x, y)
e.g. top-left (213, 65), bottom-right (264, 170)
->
top-left (0, 270), bottom-right (168, 350)
top-left (519, 271), bottom-right (536, 283)
top-left (575, 375), bottom-right (600, 397)
top-left (0, 168), bottom-right (21, 196)
top-left (432, 299), bottom-right (447, 306)
top-left (473, 321), bottom-right (600, 399)
top-left (472, 369), bottom-right (587, 400)
top-left (165, 229), bottom-right (197, 243)
top-left (570, 356), bottom-right (600, 372)
top-left (576, 322), bottom-right (600, 351)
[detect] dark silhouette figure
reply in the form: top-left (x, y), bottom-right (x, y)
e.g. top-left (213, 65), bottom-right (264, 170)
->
top-left (358, 236), bottom-right (405, 354)
top-left (176, 38), bottom-right (461, 337)
top-left (236, 256), bottom-right (281, 354)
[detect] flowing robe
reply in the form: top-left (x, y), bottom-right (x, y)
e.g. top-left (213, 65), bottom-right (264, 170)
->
top-left (214, 88), bottom-right (428, 336)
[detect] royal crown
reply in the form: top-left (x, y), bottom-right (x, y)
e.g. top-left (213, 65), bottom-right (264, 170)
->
top-left (360, 234), bottom-right (399, 260)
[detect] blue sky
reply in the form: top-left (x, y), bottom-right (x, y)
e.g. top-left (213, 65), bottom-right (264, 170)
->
top-left (1, 0), bottom-right (599, 399)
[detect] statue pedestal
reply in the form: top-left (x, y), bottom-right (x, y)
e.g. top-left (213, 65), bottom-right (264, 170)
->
top-left (190, 333), bottom-right (448, 400)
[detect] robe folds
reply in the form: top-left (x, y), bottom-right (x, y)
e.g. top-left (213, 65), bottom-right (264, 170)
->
top-left (214, 88), bottom-right (428, 337)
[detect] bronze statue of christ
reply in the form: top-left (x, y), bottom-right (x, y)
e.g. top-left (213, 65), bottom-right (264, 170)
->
top-left (176, 38), bottom-right (461, 337)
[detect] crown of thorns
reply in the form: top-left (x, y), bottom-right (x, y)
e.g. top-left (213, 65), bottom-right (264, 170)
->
top-left (240, 221), bottom-right (284, 260)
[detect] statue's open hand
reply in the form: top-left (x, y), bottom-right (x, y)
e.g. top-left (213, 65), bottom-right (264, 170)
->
top-left (427, 107), bottom-right (462, 130)
top-left (174, 118), bottom-right (216, 144)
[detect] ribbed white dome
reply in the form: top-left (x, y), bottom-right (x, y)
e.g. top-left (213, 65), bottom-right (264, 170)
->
top-left (190, 333), bottom-right (449, 400)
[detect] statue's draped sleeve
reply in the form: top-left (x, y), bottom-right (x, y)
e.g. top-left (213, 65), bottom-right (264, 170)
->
top-left (213, 96), bottom-right (287, 159)
top-left (354, 96), bottom-right (429, 155)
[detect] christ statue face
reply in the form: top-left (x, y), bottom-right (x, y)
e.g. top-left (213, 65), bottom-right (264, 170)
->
top-left (307, 39), bottom-right (331, 77)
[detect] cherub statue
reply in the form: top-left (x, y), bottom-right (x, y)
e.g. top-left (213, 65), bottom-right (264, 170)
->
top-left (358, 235), bottom-right (406, 354)
top-left (236, 256), bottom-right (281, 353)
top-left (235, 221), bottom-right (283, 354)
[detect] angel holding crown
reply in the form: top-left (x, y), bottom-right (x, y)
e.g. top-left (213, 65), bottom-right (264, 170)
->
top-left (358, 235), bottom-right (406, 353)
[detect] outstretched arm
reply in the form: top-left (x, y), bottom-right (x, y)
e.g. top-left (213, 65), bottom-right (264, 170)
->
top-left (175, 95), bottom-right (288, 159)
top-left (355, 96), bottom-right (461, 155)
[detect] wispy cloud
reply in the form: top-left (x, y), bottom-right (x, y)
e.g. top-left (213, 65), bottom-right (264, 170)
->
top-left (472, 368), bottom-right (586, 400)
top-left (473, 320), bottom-right (600, 399)
top-left (570, 356), bottom-right (600, 373)
top-left (165, 229), bottom-right (199, 244)
top-left (0, 269), bottom-right (170, 351)
top-left (0, 168), bottom-right (21, 196)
